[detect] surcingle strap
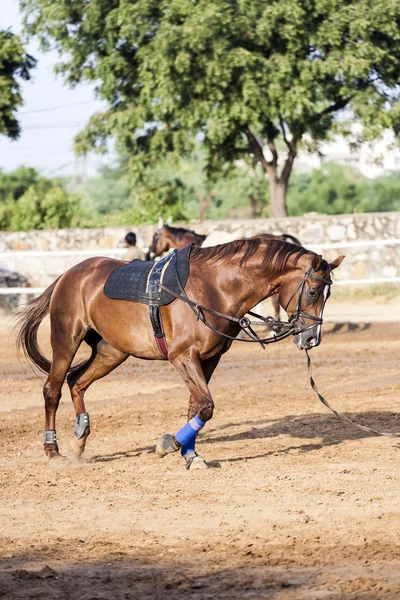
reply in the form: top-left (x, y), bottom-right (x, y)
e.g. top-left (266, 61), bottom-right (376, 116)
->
top-left (148, 252), bottom-right (177, 359)
top-left (149, 304), bottom-right (169, 359)
top-left (155, 336), bottom-right (169, 360)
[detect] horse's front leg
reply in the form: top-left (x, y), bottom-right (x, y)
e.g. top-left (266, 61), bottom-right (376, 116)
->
top-left (187, 354), bottom-right (221, 419)
top-left (271, 294), bottom-right (283, 335)
top-left (156, 351), bottom-right (218, 470)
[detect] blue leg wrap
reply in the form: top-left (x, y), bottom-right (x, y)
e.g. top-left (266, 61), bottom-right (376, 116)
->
top-left (175, 415), bottom-right (205, 457)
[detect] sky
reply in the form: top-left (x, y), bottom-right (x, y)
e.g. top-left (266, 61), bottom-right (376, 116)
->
top-left (0, 0), bottom-right (110, 177)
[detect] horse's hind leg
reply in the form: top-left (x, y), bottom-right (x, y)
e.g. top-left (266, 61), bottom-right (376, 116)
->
top-left (44, 330), bottom-right (84, 460)
top-left (67, 339), bottom-right (128, 460)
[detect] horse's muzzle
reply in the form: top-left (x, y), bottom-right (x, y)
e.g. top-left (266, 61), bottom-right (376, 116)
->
top-left (293, 325), bottom-right (321, 350)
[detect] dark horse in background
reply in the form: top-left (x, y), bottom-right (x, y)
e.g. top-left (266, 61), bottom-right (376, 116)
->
top-left (147, 219), bottom-right (302, 331)
top-left (16, 237), bottom-right (343, 469)
top-left (146, 218), bottom-right (207, 260)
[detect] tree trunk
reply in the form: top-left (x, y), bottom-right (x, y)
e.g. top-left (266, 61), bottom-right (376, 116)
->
top-left (248, 194), bottom-right (259, 219)
top-left (242, 124), bottom-right (296, 218)
top-left (199, 189), bottom-right (215, 221)
top-left (269, 178), bottom-right (288, 218)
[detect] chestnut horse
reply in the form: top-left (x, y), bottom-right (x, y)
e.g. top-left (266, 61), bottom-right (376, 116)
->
top-left (16, 238), bottom-right (343, 469)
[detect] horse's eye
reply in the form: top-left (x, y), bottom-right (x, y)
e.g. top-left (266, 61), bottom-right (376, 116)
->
top-left (308, 288), bottom-right (318, 299)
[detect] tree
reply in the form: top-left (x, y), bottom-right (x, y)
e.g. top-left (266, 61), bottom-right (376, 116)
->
top-left (0, 166), bottom-right (86, 230)
top-left (0, 30), bottom-right (36, 139)
top-left (20, 1), bottom-right (400, 216)
top-left (0, 165), bottom-right (39, 200)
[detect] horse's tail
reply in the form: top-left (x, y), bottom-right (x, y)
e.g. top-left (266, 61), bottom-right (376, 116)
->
top-left (15, 277), bottom-right (61, 374)
top-left (281, 234), bottom-right (302, 247)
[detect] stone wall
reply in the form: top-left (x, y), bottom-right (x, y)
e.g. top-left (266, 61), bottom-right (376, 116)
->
top-left (0, 212), bottom-right (399, 287)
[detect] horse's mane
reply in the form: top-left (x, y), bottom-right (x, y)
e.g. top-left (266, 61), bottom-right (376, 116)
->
top-left (164, 224), bottom-right (205, 242)
top-left (191, 238), bottom-right (328, 272)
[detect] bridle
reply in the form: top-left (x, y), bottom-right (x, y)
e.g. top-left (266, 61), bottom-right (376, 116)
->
top-left (284, 266), bottom-right (333, 335)
top-left (160, 251), bottom-right (333, 348)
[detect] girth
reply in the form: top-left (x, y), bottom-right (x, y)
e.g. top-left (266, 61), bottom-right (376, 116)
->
top-left (147, 252), bottom-right (177, 359)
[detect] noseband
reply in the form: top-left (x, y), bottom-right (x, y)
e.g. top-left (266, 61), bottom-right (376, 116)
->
top-left (159, 251), bottom-right (332, 348)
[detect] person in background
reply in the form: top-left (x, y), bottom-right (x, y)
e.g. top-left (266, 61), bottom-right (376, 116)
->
top-left (123, 232), bottom-right (146, 261)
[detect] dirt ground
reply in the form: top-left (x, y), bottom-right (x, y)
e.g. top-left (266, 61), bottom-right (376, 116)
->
top-left (1, 314), bottom-right (400, 599)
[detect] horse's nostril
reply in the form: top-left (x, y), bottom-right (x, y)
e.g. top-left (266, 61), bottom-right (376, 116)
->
top-left (307, 336), bottom-right (315, 346)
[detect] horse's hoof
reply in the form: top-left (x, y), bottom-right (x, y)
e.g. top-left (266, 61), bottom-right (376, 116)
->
top-left (156, 434), bottom-right (179, 458)
top-left (67, 449), bottom-right (84, 464)
top-left (44, 443), bottom-right (61, 459)
top-left (68, 439), bottom-right (85, 461)
top-left (185, 452), bottom-right (208, 470)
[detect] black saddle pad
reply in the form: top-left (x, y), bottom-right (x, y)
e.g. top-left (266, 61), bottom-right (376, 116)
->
top-left (103, 244), bottom-right (192, 306)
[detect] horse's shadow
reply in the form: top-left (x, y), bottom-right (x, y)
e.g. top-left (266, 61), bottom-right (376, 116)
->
top-left (326, 322), bottom-right (372, 334)
top-left (201, 410), bottom-right (400, 464)
top-left (90, 410), bottom-right (400, 464)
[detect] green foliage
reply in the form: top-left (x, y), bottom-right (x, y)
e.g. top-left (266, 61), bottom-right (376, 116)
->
top-left (1, 159), bottom-right (400, 232)
top-left (287, 164), bottom-right (400, 215)
top-left (77, 157), bottom-right (400, 226)
top-left (20, 0), bottom-right (400, 215)
top-left (0, 165), bottom-right (39, 201)
top-left (357, 173), bottom-right (400, 213)
top-left (76, 146), bottom-right (270, 224)
top-left (78, 162), bottom-right (132, 216)
top-left (0, 30), bottom-right (36, 139)
top-left (0, 167), bottom-right (86, 231)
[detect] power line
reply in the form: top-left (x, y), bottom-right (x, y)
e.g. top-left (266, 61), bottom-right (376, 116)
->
top-left (20, 100), bottom-right (98, 115)
top-left (45, 162), bottom-right (74, 175)
top-left (5, 123), bottom-right (85, 131)
top-left (24, 124), bottom-right (84, 130)
top-left (0, 144), bottom-right (72, 152)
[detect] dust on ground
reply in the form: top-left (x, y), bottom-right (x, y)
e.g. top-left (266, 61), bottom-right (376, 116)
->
top-left (1, 316), bottom-right (400, 599)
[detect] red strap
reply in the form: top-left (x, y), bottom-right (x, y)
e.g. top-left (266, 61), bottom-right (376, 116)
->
top-left (155, 336), bottom-right (169, 359)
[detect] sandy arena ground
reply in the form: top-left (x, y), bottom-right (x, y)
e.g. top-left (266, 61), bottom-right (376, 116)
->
top-left (1, 312), bottom-right (400, 599)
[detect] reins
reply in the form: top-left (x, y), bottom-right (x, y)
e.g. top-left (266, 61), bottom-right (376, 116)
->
top-left (160, 282), bottom-right (294, 346)
top-left (305, 350), bottom-right (400, 438)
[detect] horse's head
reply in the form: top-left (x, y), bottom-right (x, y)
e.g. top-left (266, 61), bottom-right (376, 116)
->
top-left (147, 223), bottom-right (169, 260)
top-left (279, 254), bottom-right (344, 350)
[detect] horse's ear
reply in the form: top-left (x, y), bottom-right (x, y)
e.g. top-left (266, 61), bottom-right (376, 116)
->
top-left (330, 255), bottom-right (345, 270)
top-left (311, 254), bottom-right (323, 271)
top-left (166, 216), bottom-right (173, 226)
top-left (157, 217), bottom-right (164, 231)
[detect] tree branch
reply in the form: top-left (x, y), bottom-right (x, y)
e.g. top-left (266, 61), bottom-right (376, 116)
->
top-left (242, 126), bottom-right (275, 173)
top-left (278, 114), bottom-right (295, 153)
top-left (310, 97), bottom-right (351, 123)
top-left (280, 151), bottom-right (296, 185)
top-left (267, 139), bottom-right (278, 167)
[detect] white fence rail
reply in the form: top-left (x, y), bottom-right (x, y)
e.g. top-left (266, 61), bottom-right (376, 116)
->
top-left (0, 237), bottom-right (399, 260)
top-left (2, 277), bottom-right (400, 295)
top-left (307, 238), bottom-right (400, 250)
top-left (0, 248), bottom-right (128, 258)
